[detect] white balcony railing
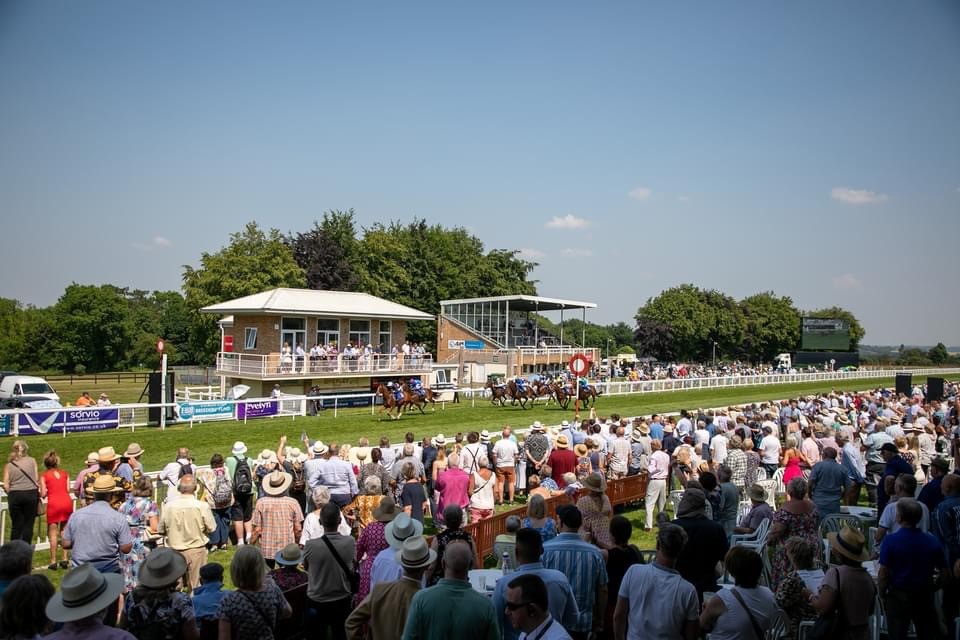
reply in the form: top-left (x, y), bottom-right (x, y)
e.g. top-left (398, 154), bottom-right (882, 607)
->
top-left (215, 351), bottom-right (434, 378)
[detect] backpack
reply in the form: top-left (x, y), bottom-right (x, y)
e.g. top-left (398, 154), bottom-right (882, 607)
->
top-left (177, 461), bottom-right (193, 479)
top-left (232, 456), bottom-right (253, 495)
top-left (209, 469), bottom-right (233, 509)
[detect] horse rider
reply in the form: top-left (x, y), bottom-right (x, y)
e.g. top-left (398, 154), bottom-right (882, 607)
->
top-left (388, 382), bottom-right (404, 403)
top-left (409, 377), bottom-right (426, 399)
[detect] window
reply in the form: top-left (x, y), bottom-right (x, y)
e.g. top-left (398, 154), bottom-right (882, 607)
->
top-left (349, 319), bottom-right (371, 347)
top-left (316, 318), bottom-right (339, 347)
top-left (244, 327), bottom-right (258, 350)
top-left (379, 320), bottom-right (392, 353)
top-left (280, 317), bottom-right (306, 352)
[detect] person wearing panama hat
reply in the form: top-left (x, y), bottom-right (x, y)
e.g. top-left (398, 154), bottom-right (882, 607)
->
top-left (345, 536), bottom-right (436, 639)
top-left (248, 470), bottom-right (302, 570)
top-left (269, 543), bottom-right (308, 591)
top-left (577, 472), bottom-right (614, 548)
top-left (64, 473), bottom-right (135, 581)
top-left (46, 564), bottom-right (126, 629)
top-left (734, 484), bottom-right (774, 535)
top-left (122, 548), bottom-right (193, 637)
top-left (811, 526), bottom-right (876, 625)
top-left (365, 512), bottom-right (424, 592)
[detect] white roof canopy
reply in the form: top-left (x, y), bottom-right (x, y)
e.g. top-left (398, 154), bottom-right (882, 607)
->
top-left (202, 288), bottom-right (434, 321)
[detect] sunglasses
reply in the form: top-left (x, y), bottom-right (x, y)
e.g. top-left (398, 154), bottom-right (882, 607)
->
top-left (504, 601), bottom-right (532, 612)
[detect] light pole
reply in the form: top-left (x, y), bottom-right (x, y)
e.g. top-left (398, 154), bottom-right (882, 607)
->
top-left (712, 341), bottom-right (717, 368)
top-left (606, 338), bottom-right (613, 380)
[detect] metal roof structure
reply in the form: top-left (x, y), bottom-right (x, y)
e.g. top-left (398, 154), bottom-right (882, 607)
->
top-left (202, 288), bottom-right (434, 321)
top-left (439, 294), bottom-right (596, 312)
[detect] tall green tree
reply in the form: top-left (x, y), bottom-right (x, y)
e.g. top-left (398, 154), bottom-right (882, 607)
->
top-left (805, 306), bottom-right (865, 350)
top-left (928, 342), bottom-right (949, 365)
top-left (634, 284), bottom-right (714, 360)
top-left (739, 292), bottom-right (802, 362)
top-left (183, 222), bottom-right (306, 363)
top-left (288, 211), bottom-right (360, 291)
top-left (633, 317), bottom-right (675, 361)
top-left (52, 284), bottom-right (135, 373)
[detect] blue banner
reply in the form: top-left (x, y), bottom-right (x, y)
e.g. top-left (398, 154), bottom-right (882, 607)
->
top-left (464, 340), bottom-right (485, 350)
top-left (0, 415), bottom-right (9, 437)
top-left (18, 407), bottom-right (120, 436)
top-left (176, 401), bottom-right (235, 422)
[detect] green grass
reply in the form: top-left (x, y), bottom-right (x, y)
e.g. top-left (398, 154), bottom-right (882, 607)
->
top-left (13, 376), bottom-right (897, 479)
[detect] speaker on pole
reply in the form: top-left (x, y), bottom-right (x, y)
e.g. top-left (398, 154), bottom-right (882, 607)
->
top-left (927, 377), bottom-right (945, 402)
top-left (895, 373), bottom-right (912, 396)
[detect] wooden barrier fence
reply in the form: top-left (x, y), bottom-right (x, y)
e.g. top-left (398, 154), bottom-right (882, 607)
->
top-left (460, 473), bottom-right (649, 561)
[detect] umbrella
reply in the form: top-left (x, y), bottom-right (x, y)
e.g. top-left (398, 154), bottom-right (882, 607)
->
top-left (227, 384), bottom-right (250, 400)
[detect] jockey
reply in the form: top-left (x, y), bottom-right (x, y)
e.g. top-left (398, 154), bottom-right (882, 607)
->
top-left (514, 377), bottom-right (526, 392)
top-left (409, 377), bottom-right (425, 398)
top-left (578, 376), bottom-right (589, 389)
top-left (388, 382), bottom-right (404, 402)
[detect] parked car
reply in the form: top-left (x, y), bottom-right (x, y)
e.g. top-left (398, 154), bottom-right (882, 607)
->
top-left (0, 395), bottom-right (63, 410)
top-left (0, 375), bottom-right (60, 403)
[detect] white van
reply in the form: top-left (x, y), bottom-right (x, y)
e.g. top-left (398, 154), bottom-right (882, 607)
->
top-left (0, 375), bottom-right (60, 402)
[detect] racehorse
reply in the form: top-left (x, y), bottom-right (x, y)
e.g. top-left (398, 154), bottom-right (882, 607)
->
top-left (553, 382), bottom-right (600, 410)
top-left (485, 380), bottom-right (508, 406)
top-left (375, 384), bottom-right (403, 420)
top-left (529, 381), bottom-right (554, 405)
top-left (506, 379), bottom-right (533, 409)
top-left (576, 383), bottom-right (600, 408)
top-left (401, 383), bottom-right (436, 414)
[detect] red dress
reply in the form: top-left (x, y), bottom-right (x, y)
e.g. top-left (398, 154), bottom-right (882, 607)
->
top-left (43, 469), bottom-right (73, 525)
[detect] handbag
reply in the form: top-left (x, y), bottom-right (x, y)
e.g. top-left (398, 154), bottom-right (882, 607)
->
top-left (10, 461), bottom-right (45, 515)
top-left (807, 568), bottom-right (844, 639)
top-left (321, 534), bottom-right (359, 593)
top-left (730, 588), bottom-right (765, 640)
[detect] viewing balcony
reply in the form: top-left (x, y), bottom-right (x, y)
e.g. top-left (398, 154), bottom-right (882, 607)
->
top-left (215, 352), bottom-right (434, 380)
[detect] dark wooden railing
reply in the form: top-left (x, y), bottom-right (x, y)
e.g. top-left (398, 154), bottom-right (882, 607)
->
top-left (459, 473), bottom-right (649, 561)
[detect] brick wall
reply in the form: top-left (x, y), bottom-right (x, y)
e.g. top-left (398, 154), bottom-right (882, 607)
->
top-left (436, 316), bottom-right (493, 362)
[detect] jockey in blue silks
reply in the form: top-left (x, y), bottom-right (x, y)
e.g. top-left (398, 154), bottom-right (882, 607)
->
top-left (514, 377), bottom-right (527, 392)
top-left (389, 382), bottom-right (404, 402)
top-left (409, 377), bottom-right (426, 398)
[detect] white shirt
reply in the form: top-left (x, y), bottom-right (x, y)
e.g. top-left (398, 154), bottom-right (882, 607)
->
top-left (759, 435), bottom-right (781, 465)
top-left (618, 563), bottom-right (699, 640)
top-left (878, 498), bottom-right (930, 534)
top-left (159, 459), bottom-right (197, 500)
top-left (519, 615), bottom-right (572, 640)
top-left (299, 510), bottom-right (351, 544)
top-left (492, 438), bottom-right (519, 468)
top-left (710, 434), bottom-right (729, 465)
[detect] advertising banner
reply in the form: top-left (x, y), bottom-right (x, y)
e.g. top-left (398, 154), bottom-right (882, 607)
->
top-left (18, 407), bottom-right (121, 436)
top-left (176, 401), bottom-right (235, 422)
top-left (237, 400), bottom-right (279, 420)
top-left (0, 415), bottom-right (9, 437)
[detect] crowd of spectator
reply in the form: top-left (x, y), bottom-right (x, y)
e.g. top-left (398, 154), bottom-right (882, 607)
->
top-left (0, 378), bottom-right (957, 639)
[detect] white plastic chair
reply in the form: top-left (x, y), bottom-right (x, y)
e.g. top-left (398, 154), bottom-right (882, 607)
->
top-left (765, 608), bottom-right (790, 639)
top-left (771, 467), bottom-right (786, 496)
top-left (731, 518), bottom-right (771, 551)
top-left (736, 500), bottom-right (753, 525)
top-left (668, 490), bottom-right (684, 516)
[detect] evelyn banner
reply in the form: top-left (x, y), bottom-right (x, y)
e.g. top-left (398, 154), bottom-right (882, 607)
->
top-left (237, 400), bottom-right (279, 420)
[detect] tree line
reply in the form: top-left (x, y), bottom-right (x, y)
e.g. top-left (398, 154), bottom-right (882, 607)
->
top-left (4, 211), bottom-right (947, 374)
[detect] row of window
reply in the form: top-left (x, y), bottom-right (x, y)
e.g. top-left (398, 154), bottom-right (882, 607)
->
top-left (242, 318), bottom-right (393, 352)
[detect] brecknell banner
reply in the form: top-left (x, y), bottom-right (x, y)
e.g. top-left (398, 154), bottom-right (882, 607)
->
top-left (176, 401), bottom-right (235, 422)
top-left (17, 407), bottom-right (121, 435)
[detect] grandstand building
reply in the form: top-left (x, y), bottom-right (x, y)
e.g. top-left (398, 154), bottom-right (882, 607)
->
top-left (437, 295), bottom-right (599, 385)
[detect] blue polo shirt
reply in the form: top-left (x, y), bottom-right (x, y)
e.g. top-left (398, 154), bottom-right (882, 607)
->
top-left (878, 527), bottom-right (944, 591)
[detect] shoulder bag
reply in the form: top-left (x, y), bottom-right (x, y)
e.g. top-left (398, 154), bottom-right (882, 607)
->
top-left (10, 460), bottom-right (45, 515)
top-left (321, 534), bottom-right (359, 593)
top-left (808, 567), bottom-right (844, 639)
top-left (730, 588), bottom-right (765, 640)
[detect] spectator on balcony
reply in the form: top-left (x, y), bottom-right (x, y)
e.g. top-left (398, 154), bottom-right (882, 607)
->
top-left (280, 342), bottom-right (293, 373)
top-left (295, 343), bottom-right (306, 372)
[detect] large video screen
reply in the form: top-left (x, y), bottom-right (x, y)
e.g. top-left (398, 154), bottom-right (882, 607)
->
top-left (801, 318), bottom-right (851, 351)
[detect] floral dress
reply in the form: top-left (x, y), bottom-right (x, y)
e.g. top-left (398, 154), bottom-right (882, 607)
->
top-left (119, 496), bottom-right (159, 592)
top-left (355, 520), bottom-right (389, 605)
top-left (124, 590), bottom-right (195, 639)
top-left (776, 570), bottom-right (818, 639)
top-left (522, 517), bottom-right (557, 543)
top-left (770, 507), bottom-right (821, 590)
top-left (576, 494), bottom-right (613, 548)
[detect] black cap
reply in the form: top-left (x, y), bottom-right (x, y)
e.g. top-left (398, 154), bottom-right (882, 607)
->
top-left (879, 442), bottom-right (898, 453)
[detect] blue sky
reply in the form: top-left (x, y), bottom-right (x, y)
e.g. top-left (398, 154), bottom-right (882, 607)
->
top-left (1, 1), bottom-right (958, 345)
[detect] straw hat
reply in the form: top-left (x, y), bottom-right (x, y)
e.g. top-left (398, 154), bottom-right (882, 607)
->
top-left (581, 472), bottom-right (606, 493)
top-left (555, 435), bottom-right (570, 449)
top-left (480, 430), bottom-right (491, 443)
top-left (123, 443), bottom-right (145, 458)
top-left (262, 470), bottom-right (293, 496)
top-left (433, 434), bottom-right (447, 447)
top-left (275, 543), bottom-right (304, 566)
top-left (312, 441), bottom-right (329, 456)
top-left (46, 564), bottom-right (125, 622)
top-left (97, 446), bottom-right (119, 463)
top-left (84, 452), bottom-right (99, 466)
top-left (354, 447), bottom-right (369, 461)
top-left (574, 443), bottom-right (589, 457)
top-left (560, 420), bottom-right (570, 428)
top-left (137, 547), bottom-right (187, 588)
top-left (530, 421), bottom-right (544, 432)
top-left (384, 512), bottom-right (424, 550)
top-left (827, 526), bottom-right (870, 562)
top-left (231, 441), bottom-right (248, 456)
top-left (636, 423), bottom-right (651, 436)
top-left (373, 496), bottom-right (401, 523)
top-left (287, 447), bottom-right (307, 464)
top-left (395, 536), bottom-right (437, 570)
top-left (258, 449), bottom-right (278, 464)
top-left (86, 475), bottom-right (119, 495)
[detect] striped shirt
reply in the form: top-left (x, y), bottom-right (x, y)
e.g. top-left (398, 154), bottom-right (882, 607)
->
top-left (542, 533), bottom-right (608, 632)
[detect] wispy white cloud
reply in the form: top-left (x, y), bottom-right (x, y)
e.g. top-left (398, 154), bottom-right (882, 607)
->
top-left (545, 214), bottom-right (589, 229)
top-left (132, 236), bottom-right (173, 252)
top-left (832, 273), bottom-right (863, 290)
top-left (560, 248), bottom-right (593, 258)
top-left (517, 248), bottom-right (546, 259)
top-left (677, 195), bottom-right (690, 202)
top-left (628, 186), bottom-right (653, 201)
top-left (831, 187), bottom-right (888, 205)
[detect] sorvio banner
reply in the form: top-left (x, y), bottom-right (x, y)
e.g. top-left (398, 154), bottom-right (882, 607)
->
top-left (17, 407), bottom-right (121, 435)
